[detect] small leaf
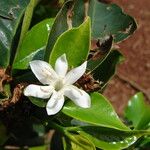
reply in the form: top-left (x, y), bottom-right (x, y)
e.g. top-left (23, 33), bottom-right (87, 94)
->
top-left (63, 92), bottom-right (129, 131)
top-left (13, 19), bottom-right (54, 69)
top-left (70, 134), bottom-right (95, 150)
top-left (125, 92), bottom-right (150, 129)
top-left (29, 97), bottom-right (47, 108)
top-left (49, 17), bottom-right (91, 67)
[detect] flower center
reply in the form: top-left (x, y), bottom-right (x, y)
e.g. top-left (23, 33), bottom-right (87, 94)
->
top-left (54, 79), bottom-right (64, 91)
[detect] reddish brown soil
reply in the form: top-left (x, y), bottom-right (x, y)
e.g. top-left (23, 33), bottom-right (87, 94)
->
top-left (103, 0), bottom-right (150, 115)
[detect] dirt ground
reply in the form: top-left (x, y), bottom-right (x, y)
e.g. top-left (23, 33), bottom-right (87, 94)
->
top-left (103, 0), bottom-right (150, 115)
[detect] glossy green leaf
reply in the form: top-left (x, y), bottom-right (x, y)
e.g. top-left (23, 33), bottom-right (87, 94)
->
top-left (93, 50), bottom-right (124, 88)
top-left (63, 92), bottom-right (129, 131)
top-left (13, 19), bottom-right (54, 69)
top-left (0, 122), bottom-right (8, 146)
top-left (0, 0), bottom-right (29, 68)
top-left (78, 126), bottom-right (150, 150)
top-left (45, 0), bottom-right (73, 61)
top-left (73, 0), bottom-right (137, 43)
top-left (49, 17), bottom-right (91, 67)
top-left (125, 92), bottom-right (150, 129)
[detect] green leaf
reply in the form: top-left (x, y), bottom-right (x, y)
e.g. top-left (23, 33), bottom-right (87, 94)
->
top-left (92, 50), bottom-right (124, 88)
top-left (125, 92), bottom-right (150, 129)
top-left (0, 122), bottom-right (8, 146)
top-left (15, 0), bottom-right (39, 57)
top-left (63, 134), bottom-right (96, 150)
top-left (29, 97), bottom-right (47, 108)
top-left (13, 19), bottom-right (54, 69)
top-left (73, 0), bottom-right (137, 43)
top-left (45, 0), bottom-right (74, 61)
top-left (63, 92), bottom-right (129, 131)
top-left (89, 1), bottom-right (137, 42)
top-left (0, 0), bottom-right (29, 68)
top-left (78, 126), bottom-right (150, 150)
top-left (49, 17), bottom-right (91, 67)
top-left (140, 136), bottom-right (150, 148)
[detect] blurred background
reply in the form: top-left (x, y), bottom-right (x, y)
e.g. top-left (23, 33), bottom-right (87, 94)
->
top-left (103, 0), bottom-right (150, 115)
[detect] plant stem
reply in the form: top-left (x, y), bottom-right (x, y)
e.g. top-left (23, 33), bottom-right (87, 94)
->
top-left (49, 121), bottom-right (65, 134)
top-left (48, 121), bottom-right (84, 147)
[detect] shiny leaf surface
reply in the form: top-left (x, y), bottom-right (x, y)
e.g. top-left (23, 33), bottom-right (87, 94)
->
top-left (49, 17), bottom-right (91, 67)
top-left (125, 92), bottom-right (150, 129)
top-left (63, 92), bottom-right (129, 131)
top-left (0, 0), bottom-right (29, 67)
top-left (13, 19), bottom-right (54, 69)
top-left (78, 126), bottom-right (149, 150)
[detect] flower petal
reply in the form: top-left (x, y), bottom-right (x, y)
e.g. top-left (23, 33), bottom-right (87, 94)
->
top-left (46, 91), bottom-right (65, 115)
top-left (64, 61), bottom-right (87, 84)
top-left (55, 54), bottom-right (68, 77)
top-left (24, 84), bottom-right (54, 99)
top-left (64, 85), bottom-right (91, 108)
top-left (30, 60), bottom-right (58, 84)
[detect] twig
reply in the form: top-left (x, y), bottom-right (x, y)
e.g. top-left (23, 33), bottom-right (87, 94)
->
top-left (67, 4), bottom-right (74, 30)
top-left (84, 0), bottom-right (89, 21)
top-left (116, 73), bottom-right (150, 100)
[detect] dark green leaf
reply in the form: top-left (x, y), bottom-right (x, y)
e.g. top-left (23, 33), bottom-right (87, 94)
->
top-left (93, 50), bottom-right (124, 88)
top-left (139, 136), bottom-right (150, 148)
top-left (63, 92), bottom-right (129, 131)
top-left (49, 17), bottom-right (91, 67)
top-left (89, 1), bottom-right (137, 42)
top-left (13, 19), bottom-right (54, 69)
top-left (78, 126), bottom-right (150, 150)
top-left (45, 0), bottom-right (74, 61)
top-left (73, 0), bottom-right (137, 43)
top-left (29, 97), bottom-right (47, 108)
top-left (0, 0), bottom-right (29, 68)
top-left (125, 92), bottom-right (150, 129)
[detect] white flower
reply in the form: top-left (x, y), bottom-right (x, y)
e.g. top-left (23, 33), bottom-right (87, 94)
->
top-left (24, 54), bottom-right (91, 115)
